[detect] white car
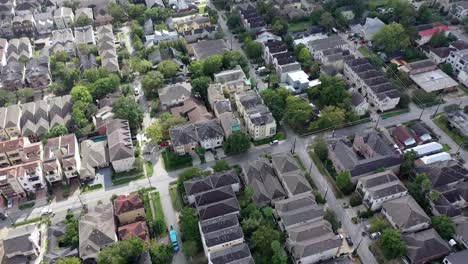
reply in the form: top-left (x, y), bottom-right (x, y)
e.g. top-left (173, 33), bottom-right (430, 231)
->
top-left (134, 87), bottom-right (140, 96)
top-left (370, 232), bottom-right (381, 240)
top-left (40, 207), bottom-right (53, 216)
top-left (7, 199), bottom-right (12, 208)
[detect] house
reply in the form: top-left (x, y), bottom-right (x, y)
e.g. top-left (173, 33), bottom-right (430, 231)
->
top-left (328, 133), bottom-right (402, 182)
top-left (54, 7), bottom-right (74, 29)
top-left (234, 90), bottom-right (276, 141)
top-left (197, 196), bottom-right (240, 221)
top-left (182, 24), bottom-right (217, 43)
top-left (26, 56), bottom-right (51, 92)
top-left (415, 23), bottom-right (449, 46)
top-left (316, 47), bottom-right (354, 72)
top-left (454, 216), bottom-right (468, 248)
top-left (454, 1), bottom-right (468, 19)
top-left (356, 170), bottom-right (408, 211)
top-left (446, 111), bottom-right (468, 136)
top-left (0, 137), bottom-right (42, 167)
top-left (285, 70), bottom-right (318, 93)
top-left (147, 47), bottom-right (182, 65)
top-left (7, 37), bottom-right (32, 62)
top-left (401, 59), bottom-right (458, 93)
top-left (0, 15), bottom-right (13, 38)
top-left (306, 35), bottom-right (348, 61)
top-left (170, 98), bottom-right (213, 123)
top-left (238, 4), bottom-right (266, 31)
top-left (75, 26), bottom-right (96, 45)
top-left (271, 152), bottom-right (312, 197)
top-left (392, 126), bottom-right (417, 149)
top-left (344, 58), bottom-right (400, 111)
top-left (97, 25), bottom-right (119, 72)
top-left (199, 214), bottom-right (244, 255)
top-left (48, 95), bottom-right (73, 130)
top-left (382, 195), bottom-right (431, 233)
top-left (0, 166), bottom-right (27, 198)
top-left (20, 100), bottom-right (49, 141)
top-left (403, 228), bottom-right (450, 264)
top-left (410, 122), bottom-right (432, 142)
top-left (2, 225), bottom-right (41, 262)
top-left (0, 160), bottom-right (46, 194)
top-left (1, 60), bottom-right (25, 89)
top-left (351, 92), bottom-right (369, 116)
top-left (427, 46), bottom-right (452, 64)
top-left (405, 142), bottom-right (443, 158)
top-left (262, 40), bottom-right (302, 81)
top-left (92, 2), bottom-right (113, 26)
top-left (1, 105), bottom-right (21, 138)
top-left (169, 124), bottom-right (198, 155)
top-left (44, 223), bottom-right (79, 263)
top-left (79, 139), bottom-right (109, 181)
top-left (118, 221), bottom-right (150, 242)
top-left (447, 48), bottom-right (468, 74)
top-left (443, 250), bottom-right (468, 264)
top-left (114, 193), bottom-right (146, 225)
top-left (350, 17), bottom-right (386, 40)
top-left (190, 39), bottom-right (229, 60)
top-left (219, 112), bottom-right (241, 138)
top-left (159, 82), bottom-right (192, 110)
top-left (194, 186), bottom-right (236, 208)
top-left (208, 243), bottom-right (254, 264)
top-left (417, 163), bottom-right (468, 190)
top-left (214, 65), bottom-right (250, 93)
top-left (145, 0), bottom-right (165, 8)
top-left (286, 220), bottom-right (342, 264)
top-left (171, 15), bottom-right (211, 33)
top-left (107, 119), bottom-right (135, 172)
top-left (15, 0), bottom-right (40, 15)
top-left (43, 134), bottom-right (80, 183)
top-left (415, 152), bottom-right (452, 166)
top-left (145, 29), bottom-right (179, 46)
top-left (273, 193), bottom-right (323, 231)
top-left (195, 119), bottom-right (224, 150)
top-left (12, 14), bottom-right (35, 36)
top-left (75, 7), bottom-right (94, 22)
top-left (184, 169), bottom-right (240, 204)
top-left (79, 203), bottom-right (117, 262)
top-left (50, 28), bottom-right (76, 57)
top-left (241, 159), bottom-right (286, 207)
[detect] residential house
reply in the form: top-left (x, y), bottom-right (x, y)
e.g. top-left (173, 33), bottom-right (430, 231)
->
top-left (48, 95), bottom-right (73, 130)
top-left (415, 23), bottom-right (449, 46)
top-left (195, 119), bottom-right (224, 150)
top-left (93, 3), bottom-right (113, 26)
top-left (207, 84), bottom-right (225, 109)
top-left (448, 48), bottom-right (468, 75)
top-left (454, 216), bottom-right (468, 248)
top-left (328, 132), bottom-right (402, 182)
top-left (7, 37), bottom-right (32, 62)
top-left (234, 90), bottom-right (276, 141)
top-left (262, 40), bottom-right (301, 81)
top-left (118, 221), bottom-right (150, 242)
top-left (97, 25), bottom-right (119, 72)
top-left (75, 26), bottom-right (96, 45)
top-left (344, 58), bottom-right (400, 111)
top-left (256, 30), bottom-right (282, 43)
top-left (43, 134), bottom-right (80, 183)
top-left (182, 25), bottom-right (217, 43)
top-left (50, 29), bottom-right (76, 57)
top-left (79, 203), bottom-right (117, 262)
top-left (351, 92), bottom-right (369, 116)
top-left (26, 56), bottom-right (51, 93)
top-left (405, 142), bottom-right (443, 158)
top-left (44, 223), bottom-right (79, 263)
top-left (190, 39), bottom-right (229, 60)
top-left (392, 126), bottom-right (417, 149)
top-left (382, 195), bottom-right (431, 233)
top-left (0, 137), bottom-right (42, 168)
top-left (8, 160), bottom-right (46, 193)
top-left (208, 243), bottom-right (254, 264)
top-left (403, 228), bottom-right (450, 264)
top-left (159, 82), bottom-right (192, 110)
top-left (271, 152), bottom-right (312, 197)
top-left (284, 70), bottom-right (319, 94)
top-left (213, 65), bottom-right (250, 93)
top-left (0, 15), bottom-right (13, 38)
top-left (410, 122), bottom-right (432, 142)
top-left (199, 214), bottom-right (245, 255)
top-left (241, 159), bottom-right (286, 207)
top-left (426, 46), bottom-right (452, 64)
top-left (286, 220), bottom-right (342, 264)
top-left (443, 250), bottom-right (468, 264)
top-left (169, 123), bottom-right (198, 155)
top-left (107, 119), bottom-right (135, 172)
top-left (1, 104), bottom-right (21, 138)
top-left (12, 14), bottom-right (35, 36)
top-left (170, 98), bottom-right (213, 123)
top-left (0, 0), bottom-right (14, 16)
top-left (446, 111), bottom-right (468, 136)
top-left (75, 7), bottom-right (94, 22)
top-left (415, 152), bottom-right (452, 166)
top-left (356, 170), bottom-right (408, 211)
top-left (350, 17), bottom-right (386, 40)
top-left (114, 193), bottom-right (146, 225)
top-left (1, 60), bottom-right (25, 89)
top-left (33, 12), bottom-right (54, 35)
top-left (2, 225), bottom-right (41, 263)
top-left (145, 29), bottom-right (179, 46)
top-left (15, 0), bottom-right (40, 15)
top-left (0, 166), bottom-right (27, 198)
top-left (79, 139), bottom-right (109, 181)
top-left (54, 7), bottom-right (74, 29)
top-left (401, 59), bottom-right (458, 93)
top-left (415, 163), bottom-right (468, 190)
top-left (183, 169), bottom-right (240, 204)
top-left (171, 15), bottom-right (211, 33)
top-left (273, 193), bottom-right (323, 231)
top-left (197, 196), bottom-right (240, 221)
top-left (20, 100), bottom-right (49, 141)
top-left (145, 0), bottom-right (165, 8)
top-left (306, 35), bottom-right (348, 61)
top-left (238, 4), bottom-right (266, 31)
top-left (79, 53), bottom-right (98, 72)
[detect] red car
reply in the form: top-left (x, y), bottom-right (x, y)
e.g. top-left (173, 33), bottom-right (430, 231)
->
top-left (159, 141), bottom-right (169, 148)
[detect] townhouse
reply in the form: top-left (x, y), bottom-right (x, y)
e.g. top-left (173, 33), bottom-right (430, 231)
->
top-left (20, 100), bottom-right (49, 141)
top-left (25, 56), bottom-right (51, 95)
top-left (213, 65), bottom-right (250, 94)
top-left (75, 25), bottom-right (96, 45)
top-left (199, 214), bottom-right (245, 255)
top-left (171, 15), bottom-right (211, 34)
top-left (169, 119), bottom-right (224, 155)
top-left (382, 195), bottom-right (431, 233)
top-left (207, 84), bottom-right (242, 137)
top-left (350, 17), bottom-right (386, 41)
top-left (184, 169), bottom-right (240, 205)
top-left (0, 104), bottom-right (21, 140)
top-left (1, 60), bottom-right (25, 89)
top-left (208, 243), bottom-right (254, 264)
top-left (238, 4), bottom-right (266, 31)
top-left (6, 37), bottom-right (32, 62)
top-left (97, 25), bottom-right (119, 72)
top-left (3, 225), bottom-right (41, 263)
top-left (145, 29), bottom-right (179, 46)
top-left (34, 12), bottom-right (54, 35)
top-left (12, 13), bottom-right (35, 36)
top-left (261, 40), bottom-right (302, 82)
top-left (403, 229), bottom-right (450, 264)
top-left (159, 82), bottom-right (192, 110)
top-left (53, 7), bottom-right (74, 29)
top-left (234, 90), bottom-right (276, 141)
top-left (273, 193), bottom-right (324, 231)
top-left (271, 153), bottom-right (312, 197)
top-left (107, 119), bottom-right (135, 172)
top-left (182, 25), bottom-right (217, 43)
top-left (50, 28), bottom-right (76, 57)
top-left (115, 194), bottom-right (150, 242)
top-left (43, 134), bottom-right (80, 184)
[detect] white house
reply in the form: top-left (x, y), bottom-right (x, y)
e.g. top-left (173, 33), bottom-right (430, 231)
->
top-left (195, 119), bottom-right (224, 150)
top-left (15, 161), bottom-right (46, 193)
top-left (382, 196), bottom-right (431, 233)
top-left (351, 92), bottom-right (369, 116)
top-left (159, 82), bottom-right (192, 110)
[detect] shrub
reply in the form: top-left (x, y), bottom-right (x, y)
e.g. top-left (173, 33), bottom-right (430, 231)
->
top-left (444, 104), bottom-right (460, 113)
top-left (350, 193), bottom-right (362, 207)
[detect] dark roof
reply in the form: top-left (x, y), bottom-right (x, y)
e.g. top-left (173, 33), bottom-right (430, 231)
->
top-left (200, 214), bottom-right (243, 247)
top-left (184, 169), bottom-right (239, 196)
top-left (444, 250), bottom-right (468, 264)
top-left (169, 124), bottom-right (198, 147)
top-left (406, 59), bottom-right (436, 71)
top-left (403, 229), bottom-right (450, 264)
top-left (195, 119), bottom-right (224, 141)
top-left (430, 47), bottom-right (452, 58)
top-left (416, 164), bottom-right (468, 189)
top-left (351, 92), bottom-right (365, 106)
top-left (451, 40), bottom-right (468, 50)
top-left (210, 243), bottom-right (254, 264)
top-left (411, 122), bottom-right (431, 138)
top-left (197, 197), bottom-right (240, 220)
top-left (194, 186), bottom-right (235, 207)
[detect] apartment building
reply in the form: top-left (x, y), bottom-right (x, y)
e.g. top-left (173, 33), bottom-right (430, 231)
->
top-left (262, 40), bottom-right (302, 81)
top-left (213, 65), bottom-right (250, 93)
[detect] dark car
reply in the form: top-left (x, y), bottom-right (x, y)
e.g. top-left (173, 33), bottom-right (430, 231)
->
top-left (345, 236), bottom-right (354, 246)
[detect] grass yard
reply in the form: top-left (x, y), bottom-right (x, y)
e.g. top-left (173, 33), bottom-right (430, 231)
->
top-left (442, 143), bottom-right (451, 151)
top-left (81, 184), bottom-right (102, 193)
top-left (18, 202), bottom-right (35, 210)
top-left (162, 149), bottom-right (192, 171)
top-left (112, 174), bottom-right (145, 186)
top-left (288, 22), bottom-right (311, 32)
top-left (433, 116), bottom-right (468, 150)
top-left (293, 155), bottom-right (306, 171)
top-left (169, 184), bottom-right (183, 212)
top-left (152, 192), bottom-right (166, 235)
top-left (13, 217), bottom-right (46, 227)
top-left (358, 46), bottom-right (372, 57)
top-left (145, 161), bottom-right (154, 177)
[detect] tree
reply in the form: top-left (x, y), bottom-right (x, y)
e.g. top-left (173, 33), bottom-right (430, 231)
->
top-left (47, 125), bottom-right (69, 138)
top-left (191, 76), bottom-right (211, 103)
top-left (179, 207), bottom-right (201, 247)
top-left (432, 215), bottom-right (455, 240)
top-left (223, 132), bottom-right (251, 155)
top-left (97, 238), bottom-right (144, 264)
top-left (213, 160), bottom-right (231, 172)
top-left (272, 19), bottom-right (288, 36)
top-left (112, 97), bottom-right (144, 134)
top-left (336, 171), bottom-right (354, 194)
top-left (56, 258), bottom-right (81, 264)
top-left (370, 217), bottom-right (386, 233)
top-left (74, 15), bottom-right (93, 27)
top-left (441, 63), bottom-right (454, 76)
top-left (297, 47), bottom-right (312, 64)
top-left (271, 240), bottom-right (287, 264)
top-left (58, 216), bottom-right (79, 248)
top-left (144, 7), bottom-right (173, 23)
top-left (251, 226), bottom-right (280, 259)
top-left (182, 240), bottom-right (199, 257)
top-left (149, 244), bottom-right (173, 264)
top-left (71, 85), bottom-right (92, 104)
top-left (0, 90), bottom-right (16, 107)
top-left (84, 68), bottom-right (108, 83)
top-left (158, 60), bottom-right (179, 79)
top-left (429, 32), bottom-right (449, 48)
top-left (308, 75), bottom-right (351, 108)
top-left (107, 3), bottom-right (126, 24)
top-left (379, 229), bottom-right (407, 259)
top-left (226, 13), bottom-right (242, 30)
top-left (189, 61), bottom-right (204, 78)
top-left (260, 88), bottom-right (290, 121)
top-left (146, 113), bottom-right (186, 143)
top-left (130, 57), bottom-right (152, 73)
top-left (142, 71), bottom-right (164, 98)
top-left (284, 96), bottom-right (313, 132)
top-left (373, 23), bottom-right (410, 53)
top-left (243, 39), bottom-right (263, 59)
top-left (324, 208), bottom-right (341, 232)
top-left (16, 88), bottom-right (34, 103)
top-left (319, 12), bottom-right (335, 30)
top-left (222, 51), bottom-right (248, 71)
top-left (88, 74), bottom-right (121, 99)
top-left (401, 150), bottom-right (417, 177)
top-left (202, 55), bottom-right (223, 76)
top-left (310, 106), bottom-right (346, 131)
top-left (313, 136), bottom-right (329, 161)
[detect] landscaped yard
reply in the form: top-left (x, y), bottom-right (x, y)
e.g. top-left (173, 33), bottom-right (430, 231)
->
top-left (145, 161), bottom-right (154, 177)
top-left (81, 184), bottom-right (103, 193)
top-left (112, 158), bottom-right (146, 186)
top-left (358, 46), bottom-right (372, 57)
top-left (141, 190), bottom-right (167, 236)
top-left (433, 116), bottom-right (468, 150)
top-left (169, 184), bottom-right (183, 212)
top-left (162, 149), bottom-right (192, 171)
top-left (288, 21), bottom-right (311, 32)
top-left (152, 192), bottom-right (166, 235)
top-left (18, 202), bottom-right (35, 210)
top-left (112, 174), bottom-right (145, 186)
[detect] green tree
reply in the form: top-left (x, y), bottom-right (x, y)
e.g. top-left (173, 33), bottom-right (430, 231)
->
top-left (112, 97), bottom-right (144, 134)
top-left (271, 240), bottom-right (287, 264)
top-left (88, 74), bottom-right (121, 99)
top-left (149, 244), bottom-right (173, 264)
top-left (260, 88), bottom-right (290, 121)
top-left (202, 55), bottom-right (223, 76)
top-left (189, 61), bottom-right (204, 78)
top-left (128, 4), bottom-right (146, 21)
top-left (142, 71), bottom-right (164, 98)
top-left (74, 15), bottom-right (93, 27)
top-left (107, 3), bottom-right (126, 23)
top-left (130, 57), bottom-right (152, 73)
top-left (324, 208), bottom-right (341, 232)
top-left (222, 51), bottom-right (248, 72)
top-left (47, 125), bottom-right (69, 138)
top-left (182, 240), bottom-right (199, 257)
top-left (336, 171), bottom-right (354, 194)
top-left (251, 226), bottom-right (280, 259)
top-left (58, 216), bottom-right (79, 248)
top-left (432, 215), bottom-right (455, 240)
top-left (401, 150), bottom-right (417, 178)
top-left (191, 76), bottom-right (211, 103)
top-left (145, 113), bottom-right (186, 143)
top-left (272, 19), bottom-right (288, 36)
top-left (319, 12), bottom-right (335, 30)
top-left (179, 208), bottom-right (201, 246)
top-left (0, 90), bottom-right (16, 107)
top-left (379, 228), bottom-right (407, 259)
top-left (56, 258), bottom-right (81, 264)
top-left (84, 67), bottom-right (108, 82)
top-left (243, 39), bottom-right (263, 60)
top-left (71, 85), bottom-right (92, 103)
top-left (297, 47), bottom-right (312, 64)
top-left (226, 13), bottom-right (242, 30)
top-left (16, 88), bottom-right (34, 103)
top-left (429, 32), bottom-right (449, 48)
top-left (158, 60), bottom-right (179, 79)
top-left (308, 75), bottom-right (351, 108)
top-left (373, 23), bottom-right (410, 53)
top-left (97, 238), bottom-right (144, 264)
top-left (310, 106), bottom-right (346, 131)
top-left (441, 63), bottom-right (453, 76)
top-left (212, 160), bottom-right (231, 172)
top-left (313, 136), bottom-right (329, 161)
top-left (223, 132), bottom-right (251, 155)
top-left (144, 7), bottom-right (173, 23)
top-left (369, 217), bottom-right (386, 233)
top-left (284, 96), bottom-right (313, 132)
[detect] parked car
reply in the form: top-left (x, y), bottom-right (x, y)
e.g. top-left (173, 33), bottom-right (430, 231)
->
top-left (7, 199), bottom-right (12, 208)
top-left (370, 232), bottom-right (381, 240)
top-left (337, 234), bottom-right (344, 240)
top-left (40, 207), bottom-right (53, 216)
top-left (134, 87), bottom-right (140, 96)
top-left (346, 236), bottom-right (354, 246)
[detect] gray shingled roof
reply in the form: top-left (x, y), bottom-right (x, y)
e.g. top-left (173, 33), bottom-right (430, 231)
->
top-left (107, 118), bottom-right (134, 162)
top-left (403, 228), bottom-right (450, 264)
top-left (271, 152), bottom-right (312, 195)
top-left (209, 243), bottom-right (254, 264)
top-left (195, 119), bottom-right (224, 141)
top-left (382, 196), bottom-right (430, 230)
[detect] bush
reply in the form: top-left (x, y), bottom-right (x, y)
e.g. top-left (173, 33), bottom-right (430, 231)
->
top-left (444, 104), bottom-right (460, 113)
top-left (313, 190), bottom-right (326, 204)
top-left (350, 193), bottom-right (362, 207)
top-left (358, 210), bottom-right (374, 219)
top-left (412, 90), bottom-right (441, 107)
top-left (162, 149), bottom-right (192, 171)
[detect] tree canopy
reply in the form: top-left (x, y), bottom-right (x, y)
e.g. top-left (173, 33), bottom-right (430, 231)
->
top-left (142, 71), bottom-right (164, 98)
top-left (308, 75), bottom-right (351, 108)
top-left (112, 97), bottom-right (144, 135)
top-left (379, 228), bottom-right (407, 259)
top-left (313, 136), bottom-right (329, 162)
top-left (260, 88), bottom-right (290, 121)
top-left (284, 96), bottom-right (313, 133)
top-left (191, 76), bottom-right (211, 104)
top-left (432, 215), bottom-right (455, 240)
top-left (96, 238), bottom-right (144, 264)
top-left (149, 244), bottom-right (173, 264)
top-left (336, 171), bottom-right (354, 195)
top-left (145, 112), bottom-right (187, 143)
top-left (223, 132), bottom-right (251, 155)
top-left (158, 60), bottom-right (180, 79)
top-left (373, 23), bottom-right (410, 53)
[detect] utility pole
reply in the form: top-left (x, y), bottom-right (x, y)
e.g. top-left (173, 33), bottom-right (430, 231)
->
top-left (324, 187), bottom-right (329, 198)
top-left (308, 161), bottom-right (313, 175)
top-left (418, 108), bottom-right (425, 120)
top-left (374, 115), bottom-right (381, 128)
top-left (291, 137), bottom-right (296, 154)
top-left (352, 237), bottom-right (364, 256)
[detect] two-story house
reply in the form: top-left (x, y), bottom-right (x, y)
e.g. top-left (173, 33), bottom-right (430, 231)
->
top-left (53, 7), bottom-right (74, 29)
top-left (382, 195), bottom-right (431, 233)
top-left (25, 56), bottom-right (51, 93)
top-left (107, 118), bottom-right (135, 172)
top-left (199, 214), bottom-right (244, 255)
top-left (114, 194), bottom-right (146, 225)
top-left (34, 12), bottom-right (54, 35)
top-left (43, 134), bottom-right (80, 184)
top-left (159, 82), bottom-right (192, 110)
top-left (12, 14), bottom-right (35, 36)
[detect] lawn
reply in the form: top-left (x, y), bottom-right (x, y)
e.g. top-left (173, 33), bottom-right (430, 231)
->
top-left (169, 184), bottom-right (183, 212)
top-left (152, 192), bottom-right (166, 235)
top-left (81, 184), bottom-right (102, 193)
top-left (381, 108), bottom-right (410, 119)
top-left (145, 161), bottom-right (154, 177)
top-left (18, 202), bottom-right (35, 210)
top-left (13, 217), bottom-right (47, 227)
top-left (293, 155), bottom-right (306, 171)
top-left (433, 116), bottom-right (468, 150)
top-left (358, 46), bottom-right (372, 57)
top-left (162, 149), bottom-right (192, 171)
top-left (112, 174), bottom-right (145, 186)
top-left (252, 132), bottom-right (287, 146)
top-left (442, 143), bottom-right (451, 151)
top-left (288, 22), bottom-right (311, 32)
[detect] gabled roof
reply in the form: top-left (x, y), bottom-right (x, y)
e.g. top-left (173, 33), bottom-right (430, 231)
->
top-left (195, 119), bottom-right (224, 141)
top-left (403, 228), bottom-right (450, 264)
top-left (382, 196), bottom-right (430, 230)
top-left (194, 185), bottom-right (235, 207)
top-left (118, 221), bottom-right (150, 241)
top-left (114, 193), bottom-right (144, 215)
top-left (159, 82), bottom-right (192, 105)
top-left (169, 123), bottom-right (197, 147)
top-left (197, 197), bottom-right (240, 220)
top-left (274, 193), bottom-right (323, 229)
top-left (107, 118), bottom-right (134, 162)
top-left (209, 243), bottom-right (254, 264)
top-left (200, 213), bottom-right (243, 247)
top-left (271, 152), bottom-right (312, 195)
top-left (184, 169), bottom-right (240, 196)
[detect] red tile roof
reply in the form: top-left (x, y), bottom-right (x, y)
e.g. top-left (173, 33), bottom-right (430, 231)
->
top-left (118, 221), bottom-right (150, 241)
top-left (392, 126), bottom-right (418, 148)
top-left (114, 194), bottom-right (144, 215)
top-left (418, 25), bottom-right (449, 38)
